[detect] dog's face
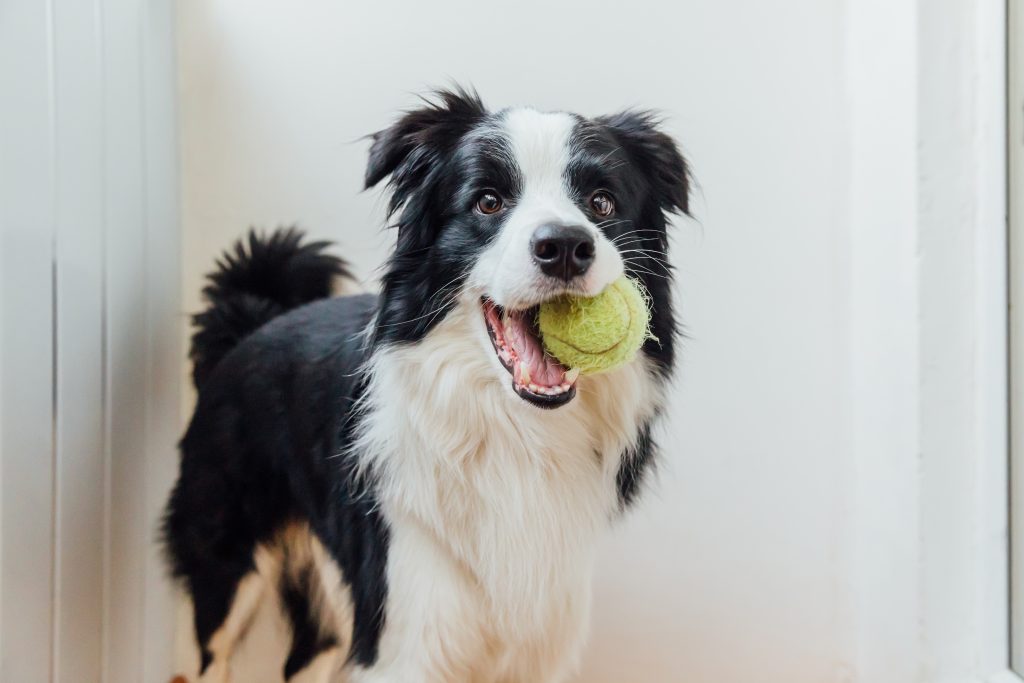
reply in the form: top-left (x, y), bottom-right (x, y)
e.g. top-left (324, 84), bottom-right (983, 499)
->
top-left (366, 89), bottom-right (689, 408)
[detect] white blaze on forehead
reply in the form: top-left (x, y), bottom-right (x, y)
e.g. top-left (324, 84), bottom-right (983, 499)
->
top-left (500, 108), bottom-right (577, 200)
top-left (468, 107), bottom-right (623, 310)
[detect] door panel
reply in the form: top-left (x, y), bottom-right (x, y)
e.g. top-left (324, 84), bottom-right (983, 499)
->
top-left (0, 1), bottom-right (181, 681)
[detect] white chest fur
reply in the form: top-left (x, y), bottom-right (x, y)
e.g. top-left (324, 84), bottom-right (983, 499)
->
top-left (354, 299), bottom-right (660, 645)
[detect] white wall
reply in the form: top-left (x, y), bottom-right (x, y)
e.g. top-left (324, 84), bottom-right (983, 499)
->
top-left (176, 2), bottom-right (1008, 682)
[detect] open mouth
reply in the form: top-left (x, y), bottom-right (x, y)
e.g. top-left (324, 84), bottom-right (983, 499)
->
top-left (482, 299), bottom-right (579, 408)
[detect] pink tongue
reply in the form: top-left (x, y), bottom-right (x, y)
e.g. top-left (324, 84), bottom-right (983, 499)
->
top-left (505, 311), bottom-right (566, 387)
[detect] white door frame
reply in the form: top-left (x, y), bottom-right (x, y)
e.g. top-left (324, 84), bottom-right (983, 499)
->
top-left (848, 0), bottom-right (1010, 681)
top-left (1011, 0), bottom-right (1024, 676)
top-left (0, 1), bottom-right (181, 681)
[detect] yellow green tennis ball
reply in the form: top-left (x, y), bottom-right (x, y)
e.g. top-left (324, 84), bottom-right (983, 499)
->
top-left (537, 276), bottom-right (651, 374)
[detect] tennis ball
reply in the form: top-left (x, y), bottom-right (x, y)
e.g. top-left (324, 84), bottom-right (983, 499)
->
top-left (537, 276), bottom-right (651, 374)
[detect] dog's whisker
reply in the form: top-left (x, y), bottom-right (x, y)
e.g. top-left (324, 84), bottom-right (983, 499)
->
top-left (623, 262), bottom-right (673, 278)
top-left (611, 229), bottom-right (663, 242)
top-left (596, 218), bottom-right (634, 228)
top-left (612, 238), bottom-right (659, 249)
top-left (624, 266), bottom-right (671, 281)
top-left (616, 245), bottom-right (671, 257)
top-left (373, 287), bottom-right (461, 330)
top-left (611, 227), bottom-right (661, 235)
top-left (596, 221), bottom-right (634, 234)
top-left (622, 257), bottom-right (673, 278)
top-left (618, 249), bottom-right (674, 266)
top-left (619, 253), bottom-right (673, 267)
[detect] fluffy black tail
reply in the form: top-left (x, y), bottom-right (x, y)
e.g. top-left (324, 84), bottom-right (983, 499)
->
top-left (190, 227), bottom-right (351, 389)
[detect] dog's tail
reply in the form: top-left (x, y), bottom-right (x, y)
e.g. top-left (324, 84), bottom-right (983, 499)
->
top-left (190, 227), bottom-right (351, 389)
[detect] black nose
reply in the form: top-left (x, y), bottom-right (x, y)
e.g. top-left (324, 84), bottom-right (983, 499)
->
top-left (530, 224), bottom-right (595, 281)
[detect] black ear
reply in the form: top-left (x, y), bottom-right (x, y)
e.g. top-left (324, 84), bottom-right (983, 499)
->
top-left (598, 110), bottom-right (691, 215)
top-left (364, 87), bottom-right (487, 216)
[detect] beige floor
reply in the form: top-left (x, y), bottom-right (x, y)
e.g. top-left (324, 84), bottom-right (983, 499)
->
top-left (174, 592), bottom-right (308, 683)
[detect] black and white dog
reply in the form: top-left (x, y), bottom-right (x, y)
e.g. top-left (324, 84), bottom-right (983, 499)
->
top-left (164, 88), bottom-right (690, 683)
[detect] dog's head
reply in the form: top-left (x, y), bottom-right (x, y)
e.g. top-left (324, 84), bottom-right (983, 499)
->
top-left (366, 87), bottom-right (689, 408)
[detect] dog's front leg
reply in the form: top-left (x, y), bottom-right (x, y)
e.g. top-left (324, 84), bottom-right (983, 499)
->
top-left (492, 592), bottom-right (592, 683)
top-left (347, 519), bottom-right (490, 683)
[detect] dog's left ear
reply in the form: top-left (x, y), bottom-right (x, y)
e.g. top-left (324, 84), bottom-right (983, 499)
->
top-left (598, 110), bottom-right (691, 216)
top-left (365, 87), bottom-right (487, 216)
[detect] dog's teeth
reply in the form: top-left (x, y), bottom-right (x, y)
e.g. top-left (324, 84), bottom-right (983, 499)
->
top-left (564, 368), bottom-right (581, 384)
top-left (560, 383), bottom-right (571, 391)
top-left (519, 362), bottom-right (531, 385)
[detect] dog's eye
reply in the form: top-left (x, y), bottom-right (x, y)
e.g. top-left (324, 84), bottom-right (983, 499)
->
top-left (476, 191), bottom-right (504, 215)
top-left (589, 191), bottom-right (615, 217)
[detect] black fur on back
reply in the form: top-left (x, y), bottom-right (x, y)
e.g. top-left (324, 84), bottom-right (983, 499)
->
top-left (189, 227), bottom-right (352, 389)
top-left (163, 291), bottom-right (388, 672)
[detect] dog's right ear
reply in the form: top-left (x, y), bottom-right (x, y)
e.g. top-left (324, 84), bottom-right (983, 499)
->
top-left (364, 87), bottom-right (487, 216)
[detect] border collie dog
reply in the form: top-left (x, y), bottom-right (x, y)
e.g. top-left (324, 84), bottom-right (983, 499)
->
top-left (164, 88), bottom-right (690, 683)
